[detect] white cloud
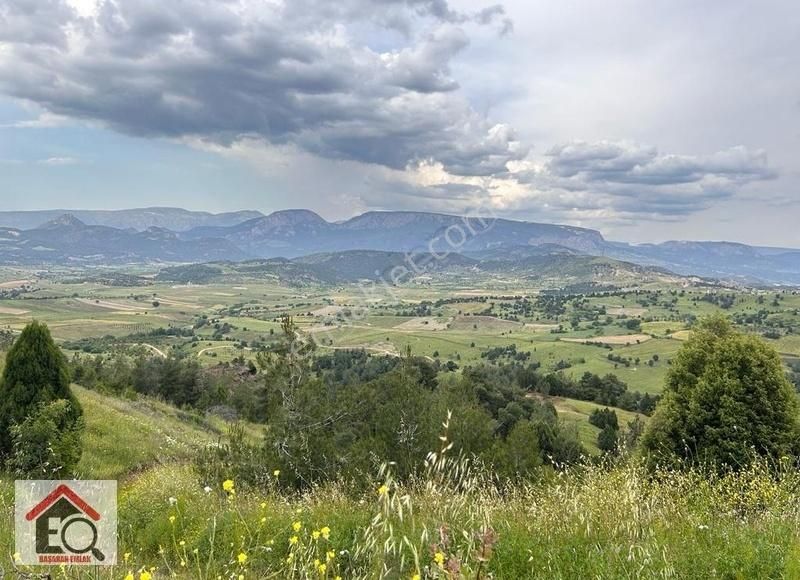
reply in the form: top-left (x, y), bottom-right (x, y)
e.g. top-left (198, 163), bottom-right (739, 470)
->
top-left (38, 156), bottom-right (80, 165)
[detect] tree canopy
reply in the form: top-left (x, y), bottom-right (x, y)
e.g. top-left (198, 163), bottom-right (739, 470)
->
top-left (641, 315), bottom-right (800, 471)
top-left (0, 321), bottom-right (82, 456)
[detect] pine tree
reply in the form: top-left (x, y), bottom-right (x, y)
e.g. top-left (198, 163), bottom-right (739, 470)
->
top-left (0, 321), bottom-right (82, 456)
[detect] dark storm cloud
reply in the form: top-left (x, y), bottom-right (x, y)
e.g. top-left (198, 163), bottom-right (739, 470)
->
top-left (0, 0), bottom-right (522, 176)
top-left (547, 142), bottom-right (775, 186)
top-left (513, 141), bottom-right (777, 217)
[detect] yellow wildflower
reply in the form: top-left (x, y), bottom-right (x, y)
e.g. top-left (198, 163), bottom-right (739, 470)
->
top-left (274, 470), bottom-right (281, 477)
top-left (222, 479), bottom-right (235, 493)
top-left (169, 515), bottom-right (176, 524)
top-left (140, 572), bottom-right (152, 580)
top-left (292, 521), bottom-right (302, 532)
top-left (321, 526), bottom-right (331, 539)
top-left (378, 484), bottom-right (388, 496)
top-left (238, 552), bottom-right (248, 565)
top-left (289, 535), bottom-right (299, 546)
top-left (124, 573), bottom-right (134, 580)
top-left (434, 552), bottom-right (445, 566)
top-left (318, 562), bottom-right (327, 575)
top-left (312, 529), bottom-right (321, 540)
top-left (124, 552), bottom-right (131, 563)
top-left (411, 575), bottom-right (421, 580)
top-left (326, 550), bottom-right (335, 562)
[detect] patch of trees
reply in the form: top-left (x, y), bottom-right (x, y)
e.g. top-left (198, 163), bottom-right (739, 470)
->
top-left (589, 408), bottom-right (619, 454)
top-left (624, 318), bottom-right (642, 331)
top-left (698, 293), bottom-right (736, 309)
top-left (63, 326), bottom-right (195, 353)
top-left (531, 371), bottom-right (659, 415)
top-left (397, 301), bottom-right (434, 317)
top-left (535, 295), bottom-right (566, 317)
top-left (481, 344), bottom-right (532, 362)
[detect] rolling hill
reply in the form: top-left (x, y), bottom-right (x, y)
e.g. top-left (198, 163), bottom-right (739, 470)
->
top-left (153, 248), bottom-right (690, 288)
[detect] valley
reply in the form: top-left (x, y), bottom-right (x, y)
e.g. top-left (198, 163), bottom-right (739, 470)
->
top-left (2, 265), bottom-right (798, 453)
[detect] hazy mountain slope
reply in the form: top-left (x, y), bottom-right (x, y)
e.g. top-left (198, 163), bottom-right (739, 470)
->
top-left (185, 210), bottom-right (333, 255)
top-left (608, 241), bottom-right (800, 285)
top-left (0, 215), bottom-right (246, 264)
top-left (184, 210), bottom-right (608, 257)
top-left (0, 207), bottom-right (796, 283)
top-left (0, 207), bottom-right (263, 231)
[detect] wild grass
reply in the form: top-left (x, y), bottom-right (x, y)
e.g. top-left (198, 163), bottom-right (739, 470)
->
top-left (4, 432), bottom-right (800, 578)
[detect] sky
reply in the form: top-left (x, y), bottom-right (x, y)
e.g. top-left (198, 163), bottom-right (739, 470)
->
top-left (0, 0), bottom-right (798, 246)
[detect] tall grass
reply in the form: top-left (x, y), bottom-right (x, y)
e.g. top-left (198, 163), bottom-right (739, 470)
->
top-left (4, 429), bottom-right (800, 578)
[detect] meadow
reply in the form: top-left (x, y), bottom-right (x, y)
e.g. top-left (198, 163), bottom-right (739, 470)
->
top-left (2, 387), bottom-right (800, 578)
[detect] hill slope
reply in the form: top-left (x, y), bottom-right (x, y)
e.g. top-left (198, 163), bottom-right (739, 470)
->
top-left (154, 247), bottom-right (690, 287)
top-left (74, 385), bottom-right (223, 479)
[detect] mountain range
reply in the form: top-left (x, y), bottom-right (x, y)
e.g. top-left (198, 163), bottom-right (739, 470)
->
top-left (0, 207), bottom-right (263, 231)
top-left (0, 208), bottom-right (797, 285)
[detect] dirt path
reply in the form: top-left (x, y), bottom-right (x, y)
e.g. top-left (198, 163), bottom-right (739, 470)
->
top-left (197, 345), bottom-right (252, 356)
top-left (76, 298), bottom-right (147, 312)
top-left (560, 334), bottom-right (651, 345)
top-left (139, 343), bottom-right (167, 358)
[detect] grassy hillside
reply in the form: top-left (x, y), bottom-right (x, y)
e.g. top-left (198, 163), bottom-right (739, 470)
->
top-left (548, 396), bottom-right (647, 453)
top-left (0, 380), bottom-right (796, 578)
top-left (74, 385), bottom-right (224, 479)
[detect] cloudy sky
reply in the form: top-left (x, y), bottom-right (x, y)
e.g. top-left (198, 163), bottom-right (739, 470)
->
top-left (0, 0), bottom-right (798, 246)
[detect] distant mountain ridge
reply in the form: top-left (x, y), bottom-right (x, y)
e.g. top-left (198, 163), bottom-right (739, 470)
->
top-left (0, 215), bottom-right (245, 264)
top-left (182, 209), bottom-right (607, 256)
top-left (0, 207), bottom-right (264, 231)
top-left (0, 207), bottom-right (797, 285)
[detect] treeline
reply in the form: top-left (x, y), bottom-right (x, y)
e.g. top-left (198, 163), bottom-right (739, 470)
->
top-left (70, 353), bottom-right (267, 420)
top-left (525, 370), bottom-right (659, 415)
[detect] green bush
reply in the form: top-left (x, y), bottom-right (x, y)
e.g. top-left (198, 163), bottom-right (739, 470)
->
top-left (7, 399), bottom-right (84, 479)
top-left (642, 315), bottom-right (800, 470)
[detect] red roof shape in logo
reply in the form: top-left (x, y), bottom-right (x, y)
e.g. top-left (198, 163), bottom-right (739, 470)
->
top-left (25, 484), bottom-right (101, 522)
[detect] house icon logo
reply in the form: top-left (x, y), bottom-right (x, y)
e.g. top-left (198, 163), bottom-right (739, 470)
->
top-left (15, 480), bottom-right (117, 566)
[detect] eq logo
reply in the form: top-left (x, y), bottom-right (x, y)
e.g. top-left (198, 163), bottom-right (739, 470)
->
top-left (15, 481), bottom-right (117, 566)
